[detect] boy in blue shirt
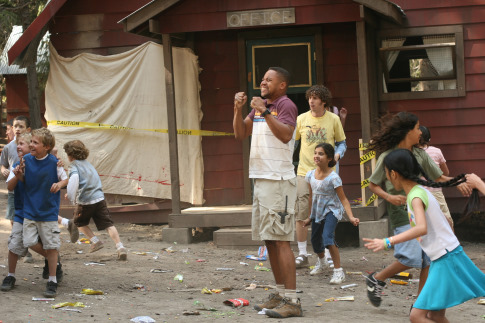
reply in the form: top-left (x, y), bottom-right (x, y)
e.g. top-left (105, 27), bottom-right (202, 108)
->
top-left (1, 133), bottom-right (50, 291)
top-left (9, 128), bottom-right (68, 297)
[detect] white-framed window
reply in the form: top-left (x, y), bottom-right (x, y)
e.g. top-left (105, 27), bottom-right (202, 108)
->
top-left (378, 25), bottom-right (465, 100)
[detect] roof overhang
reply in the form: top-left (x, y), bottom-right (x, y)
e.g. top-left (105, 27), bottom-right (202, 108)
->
top-left (119, 0), bottom-right (405, 35)
top-left (353, 0), bottom-right (405, 25)
top-left (7, 0), bottom-right (67, 65)
top-left (118, 0), bottom-right (182, 34)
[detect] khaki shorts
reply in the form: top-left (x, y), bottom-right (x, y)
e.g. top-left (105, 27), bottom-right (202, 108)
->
top-left (430, 190), bottom-right (453, 224)
top-left (295, 175), bottom-right (310, 221)
top-left (252, 178), bottom-right (297, 241)
top-left (8, 221), bottom-right (28, 257)
top-left (23, 218), bottom-right (60, 250)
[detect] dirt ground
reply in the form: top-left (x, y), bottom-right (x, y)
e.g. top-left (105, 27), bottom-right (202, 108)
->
top-left (0, 183), bottom-right (484, 323)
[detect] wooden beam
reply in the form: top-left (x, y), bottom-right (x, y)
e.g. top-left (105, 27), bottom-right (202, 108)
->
top-left (356, 21), bottom-right (371, 142)
top-left (353, 0), bottom-right (405, 25)
top-left (120, 0), bottom-right (181, 33)
top-left (237, 33), bottom-right (252, 205)
top-left (162, 33), bottom-right (181, 217)
top-left (149, 19), bottom-right (160, 34)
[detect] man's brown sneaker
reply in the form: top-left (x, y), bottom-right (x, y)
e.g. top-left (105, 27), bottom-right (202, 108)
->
top-left (253, 293), bottom-right (283, 311)
top-left (265, 297), bottom-right (303, 318)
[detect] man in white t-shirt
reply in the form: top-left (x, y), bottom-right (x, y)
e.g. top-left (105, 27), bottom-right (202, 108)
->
top-left (233, 67), bottom-right (302, 318)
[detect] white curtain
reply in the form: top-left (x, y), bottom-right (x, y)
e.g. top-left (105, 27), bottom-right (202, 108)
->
top-left (381, 38), bottom-right (405, 93)
top-left (423, 35), bottom-right (456, 90)
top-left (45, 42), bottom-right (205, 205)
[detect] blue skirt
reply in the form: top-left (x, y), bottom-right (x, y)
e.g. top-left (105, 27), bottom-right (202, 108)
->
top-left (414, 245), bottom-right (485, 310)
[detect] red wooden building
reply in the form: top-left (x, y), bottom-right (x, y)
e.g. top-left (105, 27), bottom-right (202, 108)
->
top-left (7, 0), bottom-right (485, 221)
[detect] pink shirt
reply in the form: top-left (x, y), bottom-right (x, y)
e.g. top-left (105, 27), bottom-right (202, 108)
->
top-left (423, 146), bottom-right (446, 192)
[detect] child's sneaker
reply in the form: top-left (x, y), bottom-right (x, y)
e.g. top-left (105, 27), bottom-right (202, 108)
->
top-left (90, 241), bottom-right (104, 253)
top-left (56, 263), bottom-right (64, 284)
top-left (295, 254), bottom-right (309, 268)
top-left (310, 258), bottom-right (324, 275)
top-left (253, 292), bottom-right (283, 311)
top-left (366, 272), bottom-right (387, 307)
top-left (265, 297), bottom-right (303, 318)
top-left (117, 247), bottom-right (127, 261)
top-left (67, 220), bottom-right (79, 243)
top-left (1, 276), bottom-right (16, 291)
top-left (329, 268), bottom-right (345, 284)
top-left (42, 260), bottom-right (63, 283)
top-left (42, 259), bottom-right (49, 279)
top-left (23, 251), bottom-right (34, 263)
top-left (44, 281), bottom-right (58, 297)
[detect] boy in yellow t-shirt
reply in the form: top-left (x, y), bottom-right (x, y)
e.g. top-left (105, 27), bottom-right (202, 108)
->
top-left (294, 85), bottom-right (346, 269)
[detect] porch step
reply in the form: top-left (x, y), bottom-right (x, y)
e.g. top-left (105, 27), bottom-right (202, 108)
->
top-left (170, 199), bottom-right (385, 229)
top-left (213, 218), bottom-right (388, 249)
top-left (170, 205), bottom-right (252, 228)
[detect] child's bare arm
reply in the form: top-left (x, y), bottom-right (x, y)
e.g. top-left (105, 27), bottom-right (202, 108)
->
top-left (439, 162), bottom-right (449, 177)
top-left (466, 173), bottom-right (485, 195)
top-left (1, 165), bottom-right (9, 178)
top-left (7, 173), bottom-right (19, 191)
top-left (51, 178), bottom-right (69, 193)
top-left (363, 197), bottom-right (427, 251)
top-left (336, 186), bottom-right (359, 226)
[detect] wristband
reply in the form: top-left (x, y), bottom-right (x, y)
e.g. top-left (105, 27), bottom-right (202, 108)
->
top-left (384, 238), bottom-right (392, 250)
top-left (261, 109), bottom-right (271, 117)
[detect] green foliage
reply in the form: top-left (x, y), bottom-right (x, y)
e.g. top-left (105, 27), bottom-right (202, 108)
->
top-left (0, 0), bottom-right (48, 50)
top-left (0, 0), bottom-right (48, 106)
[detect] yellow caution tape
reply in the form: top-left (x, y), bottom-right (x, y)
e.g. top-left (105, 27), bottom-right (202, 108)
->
top-left (359, 142), bottom-right (369, 150)
top-left (361, 178), bottom-right (370, 188)
top-left (359, 150), bottom-right (376, 164)
top-left (47, 120), bottom-right (234, 137)
top-left (365, 193), bottom-right (378, 206)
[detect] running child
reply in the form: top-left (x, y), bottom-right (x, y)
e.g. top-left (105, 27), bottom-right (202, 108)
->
top-left (363, 149), bottom-right (485, 323)
top-left (1, 133), bottom-right (53, 291)
top-left (418, 125), bottom-right (454, 230)
top-left (8, 128), bottom-right (68, 297)
top-left (366, 112), bottom-right (471, 307)
top-left (302, 143), bottom-right (359, 283)
top-left (63, 140), bottom-right (127, 260)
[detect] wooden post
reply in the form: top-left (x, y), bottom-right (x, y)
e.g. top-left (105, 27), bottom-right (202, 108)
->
top-left (162, 33), bottom-right (181, 216)
top-left (359, 139), bottom-right (378, 207)
top-left (356, 17), bottom-right (379, 207)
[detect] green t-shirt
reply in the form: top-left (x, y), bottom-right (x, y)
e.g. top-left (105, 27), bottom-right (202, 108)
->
top-left (369, 147), bottom-right (442, 229)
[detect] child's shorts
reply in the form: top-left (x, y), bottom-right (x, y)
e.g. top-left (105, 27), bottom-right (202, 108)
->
top-left (74, 200), bottom-right (114, 231)
top-left (311, 211), bottom-right (339, 254)
top-left (5, 192), bottom-right (15, 220)
top-left (8, 221), bottom-right (28, 256)
top-left (23, 219), bottom-right (60, 250)
top-left (393, 224), bottom-right (430, 268)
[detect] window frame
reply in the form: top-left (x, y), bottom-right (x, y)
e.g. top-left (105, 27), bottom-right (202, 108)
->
top-left (378, 25), bottom-right (465, 101)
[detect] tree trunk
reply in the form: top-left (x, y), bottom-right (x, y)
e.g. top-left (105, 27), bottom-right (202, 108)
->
top-left (26, 64), bottom-right (42, 129)
top-left (18, 26), bottom-right (48, 130)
